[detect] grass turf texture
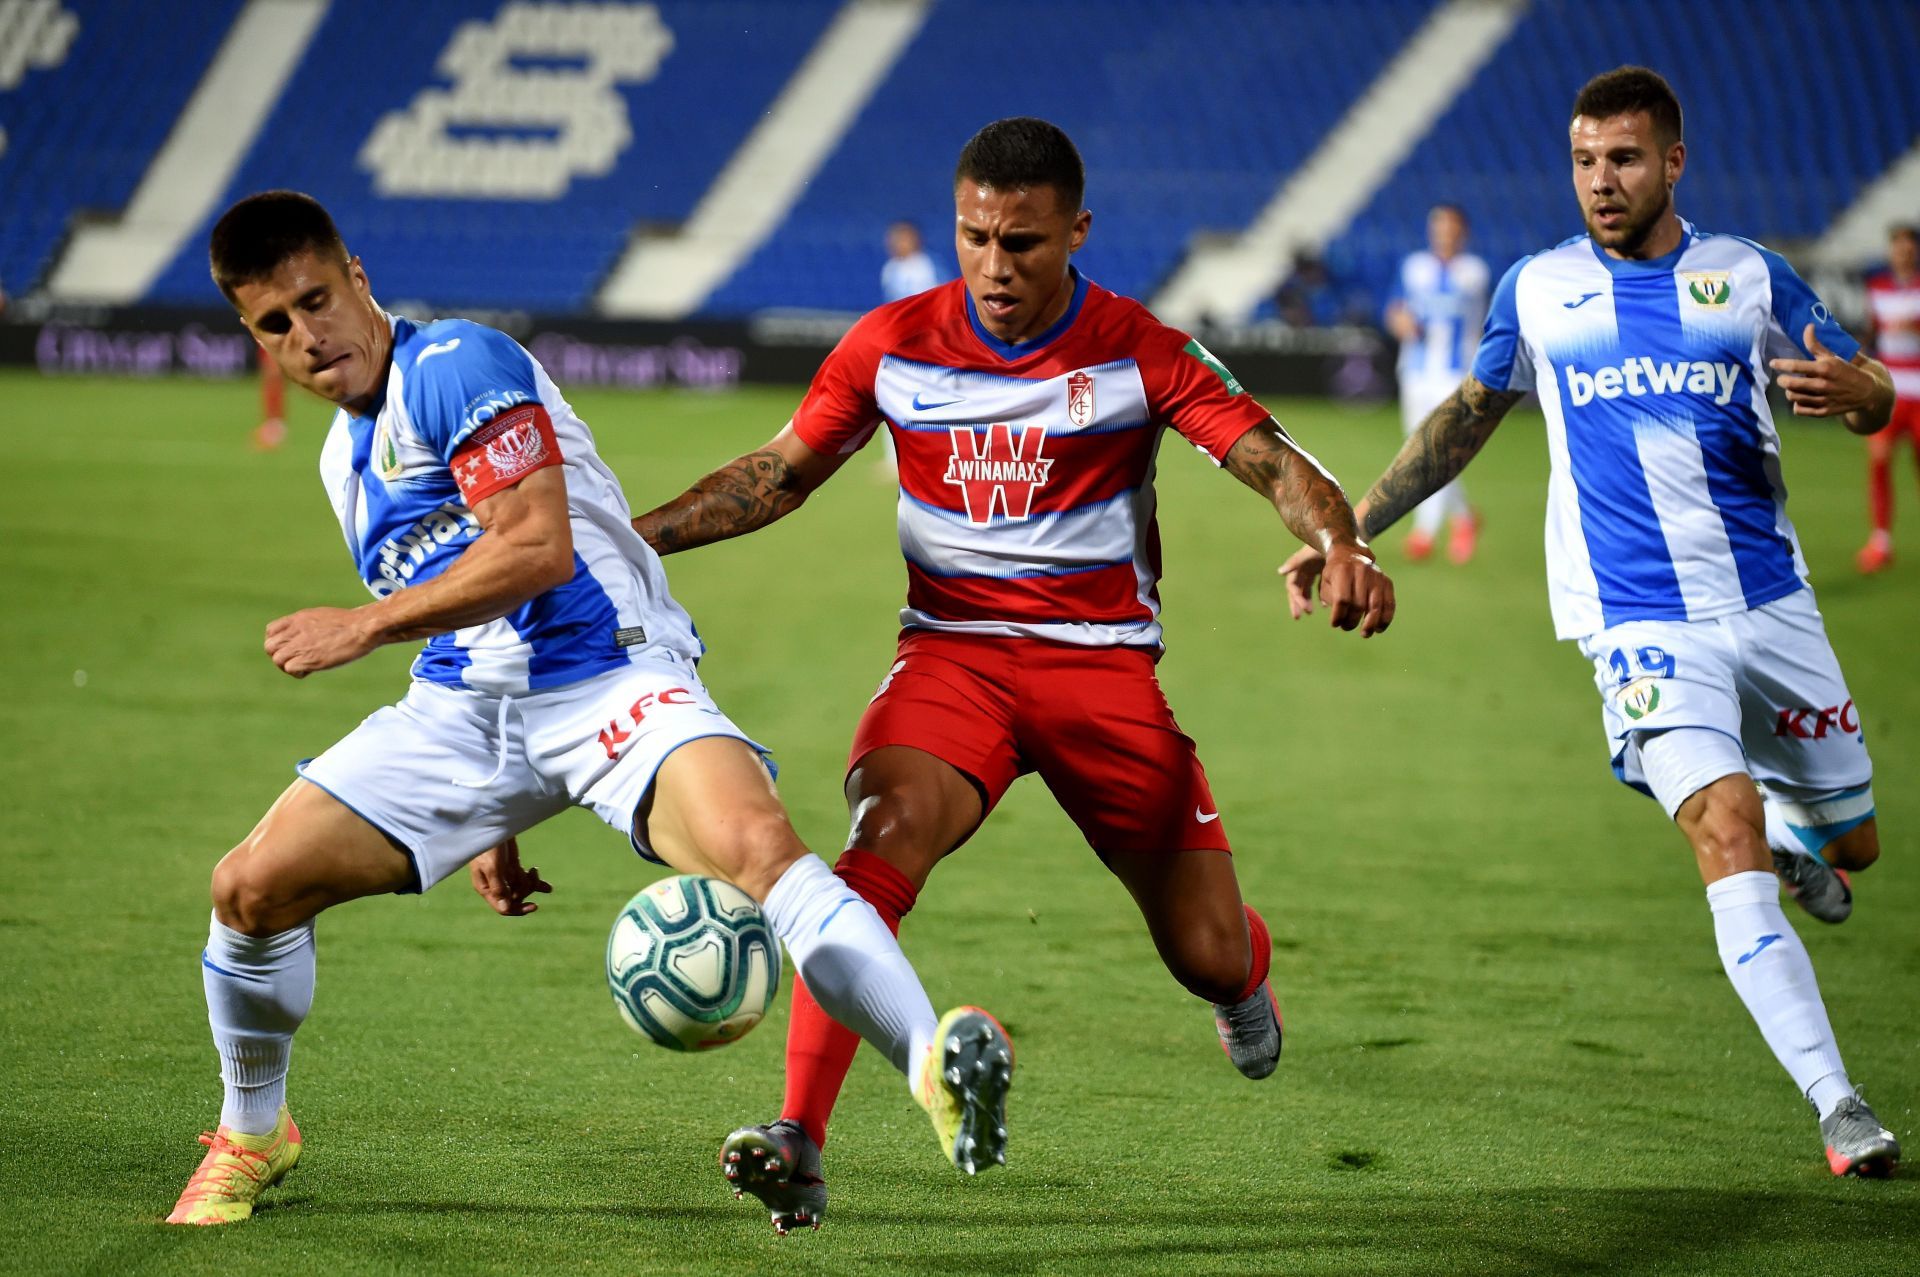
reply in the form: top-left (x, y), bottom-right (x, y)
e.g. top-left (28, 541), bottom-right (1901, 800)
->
top-left (0, 369), bottom-right (1915, 1276)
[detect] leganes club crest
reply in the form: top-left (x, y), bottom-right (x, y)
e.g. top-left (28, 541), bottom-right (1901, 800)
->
top-left (1682, 271), bottom-right (1732, 309)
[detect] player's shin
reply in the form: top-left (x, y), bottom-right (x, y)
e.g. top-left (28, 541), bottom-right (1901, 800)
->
top-left (1705, 872), bottom-right (1854, 1117)
top-left (760, 854), bottom-right (935, 1075)
top-left (781, 850), bottom-right (918, 1147)
top-left (201, 913), bottom-right (316, 1134)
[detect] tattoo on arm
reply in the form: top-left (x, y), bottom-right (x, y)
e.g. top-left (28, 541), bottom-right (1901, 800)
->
top-left (1360, 377), bottom-right (1522, 539)
top-left (631, 449), bottom-right (809, 554)
top-left (1223, 421), bottom-right (1361, 550)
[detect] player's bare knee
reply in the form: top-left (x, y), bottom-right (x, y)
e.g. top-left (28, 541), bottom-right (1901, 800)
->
top-left (846, 791), bottom-right (943, 872)
top-left (713, 809), bottom-right (808, 901)
top-left (211, 844), bottom-right (294, 936)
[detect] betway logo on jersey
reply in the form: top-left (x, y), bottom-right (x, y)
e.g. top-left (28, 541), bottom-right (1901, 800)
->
top-left (370, 500), bottom-right (480, 595)
top-left (1563, 358), bottom-right (1741, 408)
top-left (944, 423), bottom-right (1053, 524)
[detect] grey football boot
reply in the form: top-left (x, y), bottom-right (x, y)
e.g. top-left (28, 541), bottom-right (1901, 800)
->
top-left (1821, 1094), bottom-right (1900, 1177)
top-left (1772, 847), bottom-right (1852, 924)
top-left (720, 1119), bottom-right (827, 1234)
top-left (1212, 981), bottom-right (1283, 1079)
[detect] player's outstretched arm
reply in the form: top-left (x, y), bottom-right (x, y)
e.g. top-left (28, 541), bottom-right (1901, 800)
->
top-left (1358, 375), bottom-right (1521, 539)
top-left (1278, 375), bottom-right (1518, 622)
top-left (1224, 419), bottom-right (1395, 636)
top-left (631, 424), bottom-right (848, 555)
top-left (1768, 324), bottom-right (1895, 435)
top-left (264, 467), bottom-right (574, 677)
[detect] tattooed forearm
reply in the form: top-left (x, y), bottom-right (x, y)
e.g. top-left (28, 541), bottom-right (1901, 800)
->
top-left (1359, 376), bottom-right (1522, 539)
top-left (631, 449), bottom-right (810, 554)
top-left (1224, 421), bottom-right (1362, 550)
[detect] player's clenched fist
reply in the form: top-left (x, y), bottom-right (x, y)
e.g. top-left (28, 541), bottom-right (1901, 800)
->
top-left (1281, 540), bottom-right (1395, 636)
top-left (264, 606), bottom-right (380, 677)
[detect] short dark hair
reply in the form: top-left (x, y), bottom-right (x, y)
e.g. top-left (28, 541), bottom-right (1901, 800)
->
top-left (1571, 66), bottom-right (1683, 147)
top-left (209, 190), bottom-right (350, 303)
top-left (1430, 203), bottom-right (1468, 224)
top-left (1892, 224), bottom-right (1919, 245)
top-left (954, 117), bottom-right (1084, 214)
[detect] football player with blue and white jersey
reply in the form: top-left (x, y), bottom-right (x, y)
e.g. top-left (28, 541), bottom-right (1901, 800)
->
top-left (1384, 204), bottom-right (1488, 562)
top-left (1284, 67), bottom-right (1902, 1177)
top-left (167, 192), bottom-right (1010, 1226)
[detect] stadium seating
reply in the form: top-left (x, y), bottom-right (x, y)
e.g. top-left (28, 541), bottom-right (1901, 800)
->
top-left (705, 0), bottom-right (1442, 316)
top-left (1325, 0), bottom-right (1920, 311)
top-left (139, 0), bottom-right (843, 310)
top-left (0, 0), bottom-right (244, 296)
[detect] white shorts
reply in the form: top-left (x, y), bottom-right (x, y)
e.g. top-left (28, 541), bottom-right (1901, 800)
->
top-left (299, 654), bottom-right (765, 891)
top-left (1575, 587), bottom-right (1872, 816)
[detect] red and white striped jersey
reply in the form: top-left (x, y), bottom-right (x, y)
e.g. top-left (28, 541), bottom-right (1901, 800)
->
top-left (1866, 270), bottom-right (1920, 401)
top-left (791, 271), bottom-right (1271, 649)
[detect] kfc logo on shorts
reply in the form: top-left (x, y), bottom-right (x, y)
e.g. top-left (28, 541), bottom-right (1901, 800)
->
top-left (598, 686), bottom-right (699, 759)
top-left (1774, 700), bottom-right (1859, 740)
top-left (943, 423), bottom-right (1053, 524)
top-left (1066, 371), bottom-right (1095, 427)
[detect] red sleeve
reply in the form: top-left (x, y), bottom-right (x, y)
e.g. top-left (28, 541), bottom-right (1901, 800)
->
top-left (448, 402), bottom-right (563, 506)
top-left (1136, 325), bottom-right (1272, 462)
top-left (789, 313), bottom-right (886, 455)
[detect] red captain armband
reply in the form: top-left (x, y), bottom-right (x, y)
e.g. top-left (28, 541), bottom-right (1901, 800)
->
top-left (448, 403), bottom-right (563, 505)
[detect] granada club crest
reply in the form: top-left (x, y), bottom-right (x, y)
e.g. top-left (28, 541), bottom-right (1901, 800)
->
top-left (1066, 370), bottom-right (1095, 427)
top-left (1683, 271), bottom-right (1732, 309)
top-left (944, 423), bottom-right (1053, 524)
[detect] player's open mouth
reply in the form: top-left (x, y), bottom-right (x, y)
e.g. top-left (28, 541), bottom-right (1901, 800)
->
top-left (981, 295), bottom-right (1019, 318)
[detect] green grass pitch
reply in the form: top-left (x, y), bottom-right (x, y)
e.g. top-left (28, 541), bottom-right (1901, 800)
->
top-left (0, 369), bottom-right (1915, 1275)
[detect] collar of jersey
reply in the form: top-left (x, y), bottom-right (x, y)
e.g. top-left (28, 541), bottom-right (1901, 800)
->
top-left (1585, 219), bottom-right (1696, 276)
top-left (964, 267), bottom-right (1090, 363)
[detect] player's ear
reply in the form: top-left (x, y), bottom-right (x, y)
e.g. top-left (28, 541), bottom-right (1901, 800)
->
top-left (346, 255), bottom-right (371, 294)
top-left (1069, 207), bottom-right (1092, 254)
top-left (1665, 139), bottom-right (1685, 187)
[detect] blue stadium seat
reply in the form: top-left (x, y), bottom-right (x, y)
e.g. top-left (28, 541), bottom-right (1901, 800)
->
top-left (0, 0), bottom-right (245, 294)
top-left (1327, 0), bottom-right (1920, 312)
top-left (705, 0), bottom-right (1442, 316)
top-left (141, 0), bottom-right (842, 309)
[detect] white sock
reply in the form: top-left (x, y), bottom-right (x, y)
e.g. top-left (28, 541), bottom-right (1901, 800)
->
top-left (1705, 871), bottom-right (1852, 1117)
top-left (760, 855), bottom-right (936, 1074)
top-left (203, 913), bottom-right (315, 1135)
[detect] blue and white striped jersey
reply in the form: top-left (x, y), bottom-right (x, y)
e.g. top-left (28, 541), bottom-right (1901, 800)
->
top-left (1394, 250), bottom-right (1489, 378)
top-left (1471, 223), bottom-right (1859, 640)
top-left (317, 314), bottom-right (701, 693)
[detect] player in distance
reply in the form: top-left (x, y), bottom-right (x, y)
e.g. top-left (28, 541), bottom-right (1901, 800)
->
top-left (166, 191), bottom-right (1008, 1226)
top-left (1283, 67), bottom-right (1901, 1177)
top-left (1856, 224), bottom-right (1920, 573)
top-left (1384, 203), bottom-right (1487, 563)
top-left (508, 116), bottom-right (1393, 1232)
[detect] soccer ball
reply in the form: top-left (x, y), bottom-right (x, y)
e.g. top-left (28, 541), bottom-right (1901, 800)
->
top-left (605, 875), bottom-right (781, 1051)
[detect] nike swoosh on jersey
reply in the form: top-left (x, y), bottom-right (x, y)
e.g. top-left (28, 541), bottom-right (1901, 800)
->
top-left (417, 338), bottom-right (463, 362)
top-left (911, 392), bottom-right (963, 411)
top-left (1195, 807), bottom-right (1221, 824)
top-left (1562, 292), bottom-right (1603, 309)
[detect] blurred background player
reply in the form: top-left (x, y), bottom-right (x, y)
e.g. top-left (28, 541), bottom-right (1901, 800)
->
top-left (1284, 66), bottom-right (1900, 1178)
top-left (1857, 224), bottom-right (1920, 573)
top-left (881, 219), bottom-right (941, 303)
top-left (252, 342), bottom-right (287, 449)
top-left (1383, 203), bottom-right (1487, 563)
top-left (617, 116), bottom-right (1393, 1233)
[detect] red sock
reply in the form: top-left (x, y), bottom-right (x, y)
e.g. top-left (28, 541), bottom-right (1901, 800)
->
top-left (1868, 452), bottom-right (1893, 534)
top-left (1232, 905), bottom-right (1272, 1004)
top-left (781, 849), bottom-right (918, 1149)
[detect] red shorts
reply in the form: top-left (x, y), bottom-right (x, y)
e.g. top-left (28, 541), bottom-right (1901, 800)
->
top-left (848, 630), bottom-right (1229, 854)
